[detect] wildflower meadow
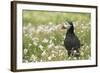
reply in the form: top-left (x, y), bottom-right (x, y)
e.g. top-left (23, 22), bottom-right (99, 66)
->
top-left (22, 10), bottom-right (91, 63)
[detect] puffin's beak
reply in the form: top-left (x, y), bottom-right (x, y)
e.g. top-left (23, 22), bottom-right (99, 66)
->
top-left (61, 25), bottom-right (66, 29)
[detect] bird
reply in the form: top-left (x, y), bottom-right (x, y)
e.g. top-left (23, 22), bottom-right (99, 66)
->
top-left (62, 21), bottom-right (81, 59)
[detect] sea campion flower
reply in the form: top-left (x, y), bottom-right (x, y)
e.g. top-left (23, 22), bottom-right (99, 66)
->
top-left (32, 37), bottom-right (39, 41)
top-left (48, 43), bottom-right (54, 49)
top-left (24, 33), bottom-right (28, 37)
top-left (50, 36), bottom-right (55, 39)
top-left (29, 43), bottom-right (32, 47)
top-left (41, 51), bottom-right (46, 56)
top-left (40, 59), bottom-right (43, 62)
top-left (24, 48), bottom-right (28, 55)
top-left (48, 56), bottom-right (52, 60)
top-left (73, 57), bottom-right (77, 60)
top-left (27, 23), bottom-right (32, 28)
top-left (42, 38), bottom-right (48, 43)
top-left (48, 22), bottom-right (53, 25)
top-left (55, 46), bottom-right (59, 49)
top-left (81, 30), bottom-right (84, 33)
top-left (33, 42), bottom-right (38, 46)
top-left (39, 45), bottom-right (44, 51)
top-left (51, 50), bottom-right (58, 54)
top-left (63, 35), bottom-right (66, 39)
top-left (51, 54), bottom-right (55, 57)
top-left (29, 27), bottom-right (35, 33)
top-left (23, 26), bottom-right (27, 30)
top-left (30, 54), bottom-right (37, 61)
top-left (80, 52), bottom-right (84, 56)
top-left (49, 39), bottom-right (53, 44)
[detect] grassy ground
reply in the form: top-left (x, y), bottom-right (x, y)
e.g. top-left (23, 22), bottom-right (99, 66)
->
top-left (22, 10), bottom-right (91, 63)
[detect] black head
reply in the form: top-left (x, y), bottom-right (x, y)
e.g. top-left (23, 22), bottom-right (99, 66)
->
top-left (68, 21), bottom-right (73, 26)
top-left (67, 21), bottom-right (74, 33)
top-left (62, 21), bottom-right (74, 33)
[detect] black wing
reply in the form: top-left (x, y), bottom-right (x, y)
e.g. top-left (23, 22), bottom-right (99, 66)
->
top-left (64, 34), bottom-right (80, 50)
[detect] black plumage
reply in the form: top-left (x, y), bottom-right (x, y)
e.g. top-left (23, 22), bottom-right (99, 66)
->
top-left (63, 21), bottom-right (81, 58)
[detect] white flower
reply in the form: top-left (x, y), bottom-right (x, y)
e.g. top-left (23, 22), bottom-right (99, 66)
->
top-left (30, 54), bottom-right (37, 61)
top-left (63, 35), bottom-right (66, 39)
top-left (59, 50), bottom-right (62, 53)
top-left (48, 43), bottom-right (54, 49)
top-left (55, 45), bottom-right (63, 49)
top-left (81, 24), bottom-right (84, 26)
top-left (24, 48), bottom-right (28, 55)
top-left (41, 51), bottom-right (46, 56)
top-left (36, 25), bottom-right (44, 33)
top-left (25, 33), bottom-right (28, 37)
top-left (39, 45), bottom-right (44, 51)
top-left (52, 50), bottom-right (55, 53)
top-left (48, 28), bottom-right (54, 32)
top-left (29, 43), bottom-right (32, 47)
top-left (68, 57), bottom-right (71, 60)
top-left (40, 59), bottom-right (43, 62)
top-left (51, 50), bottom-right (57, 54)
top-left (32, 37), bottom-right (39, 41)
top-left (55, 24), bottom-right (62, 30)
top-left (29, 33), bottom-right (33, 39)
top-left (54, 38), bottom-right (56, 40)
top-left (77, 32), bottom-right (80, 34)
top-left (73, 57), bottom-right (77, 60)
top-left (82, 26), bottom-right (87, 29)
top-left (29, 27), bottom-right (35, 33)
top-left (55, 46), bottom-right (59, 49)
top-left (48, 22), bottom-right (53, 25)
top-left (42, 38), bottom-right (48, 43)
top-left (46, 29), bottom-right (52, 33)
top-left (27, 23), bottom-right (32, 28)
top-left (61, 41), bottom-right (64, 44)
top-left (36, 29), bottom-right (41, 34)
top-left (33, 42), bottom-right (38, 46)
top-left (23, 26), bottom-right (27, 31)
top-left (73, 50), bottom-right (77, 53)
top-left (81, 30), bottom-right (83, 33)
top-left (48, 56), bottom-right (52, 60)
top-left (86, 46), bottom-right (89, 48)
top-left (88, 55), bottom-right (91, 59)
top-left (59, 52), bottom-right (64, 56)
top-left (50, 36), bottom-right (55, 39)
top-left (49, 40), bottom-right (53, 44)
top-left (81, 52), bottom-right (84, 56)
top-left (51, 54), bottom-right (55, 57)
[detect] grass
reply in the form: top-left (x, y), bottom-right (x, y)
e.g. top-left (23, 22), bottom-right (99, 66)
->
top-left (22, 10), bottom-right (91, 63)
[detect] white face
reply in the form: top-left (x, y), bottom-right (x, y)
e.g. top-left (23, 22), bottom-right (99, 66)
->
top-left (62, 22), bottom-right (76, 30)
top-left (63, 22), bottom-right (72, 29)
